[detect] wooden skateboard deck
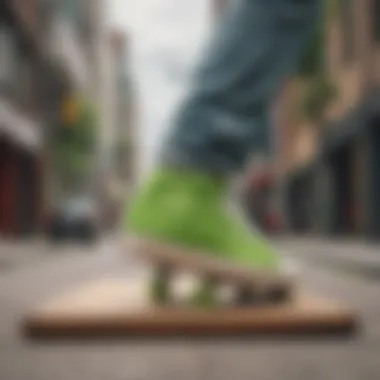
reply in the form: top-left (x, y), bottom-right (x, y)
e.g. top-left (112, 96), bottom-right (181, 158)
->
top-left (127, 236), bottom-right (294, 295)
top-left (22, 275), bottom-right (358, 339)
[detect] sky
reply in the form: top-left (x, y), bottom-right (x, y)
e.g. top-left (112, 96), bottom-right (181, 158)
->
top-left (107, 0), bottom-right (211, 175)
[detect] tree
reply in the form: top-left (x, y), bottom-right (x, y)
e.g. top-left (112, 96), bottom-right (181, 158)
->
top-left (53, 97), bottom-right (97, 192)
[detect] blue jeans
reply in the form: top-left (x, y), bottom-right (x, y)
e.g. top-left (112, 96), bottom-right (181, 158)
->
top-left (161, 0), bottom-right (319, 176)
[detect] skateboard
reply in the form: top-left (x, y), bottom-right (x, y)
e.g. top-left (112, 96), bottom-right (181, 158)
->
top-left (22, 277), bottom-right (358, 339)
top-left (22, 241), bottom-right (357, 339)
top-left (127, 235), bottom-right (295, 306)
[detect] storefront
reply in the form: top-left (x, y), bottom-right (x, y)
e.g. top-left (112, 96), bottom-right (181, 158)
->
top-left (318, 87), bottom-right (380, 238)
top-left (319, 115), bottom-right (362, 236)
top-left (283, 164), bottom-right (315, 234)
top-left (0, 140), bottom-right (42, 238)
top-left (0, 99), bottom-right (42, 238)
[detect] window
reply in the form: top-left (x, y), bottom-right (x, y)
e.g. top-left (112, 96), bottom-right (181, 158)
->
top-left (0, 26), bottom-right (16, 87)
top-left (0, 23), bottom-right (35, 109)
top-left (16, 57), bottom-right (34, 109)
top-left (339, 0), bottom-right (355, 63)
top-left (373, 0), bottom-right (380, 43)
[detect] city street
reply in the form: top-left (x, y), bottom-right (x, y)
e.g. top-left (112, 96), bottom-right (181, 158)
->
top-left (1, 238), bottom-right (380, 380)
top-left (2, 0), bottom-right (380, 379)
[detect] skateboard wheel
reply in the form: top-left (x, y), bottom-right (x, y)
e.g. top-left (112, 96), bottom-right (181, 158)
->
top-left (235, 283), bottom-right (291, 306)
top-left (235, 287), bottom-right (258, 306)
top-left (266, 283), bottom-right (291, 303)
top-left (150, 265), bottom-right (174, 305)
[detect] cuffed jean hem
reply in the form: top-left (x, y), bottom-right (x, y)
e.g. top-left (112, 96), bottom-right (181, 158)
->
top-left (159, 147), bottom-right (238, 178)
top-left (159, 94), bottom-right (273, 177)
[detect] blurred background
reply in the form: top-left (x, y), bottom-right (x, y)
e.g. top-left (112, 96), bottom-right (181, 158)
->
top-left (2, 1), bottom-right (380, 379)
top-left (1, 0), bottom-right (139, 242)
top-left (2, 0), bottom-right (380, 244)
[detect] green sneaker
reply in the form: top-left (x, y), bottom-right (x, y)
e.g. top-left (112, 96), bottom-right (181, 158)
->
top-left (125, 169), bottom-right (286, 305)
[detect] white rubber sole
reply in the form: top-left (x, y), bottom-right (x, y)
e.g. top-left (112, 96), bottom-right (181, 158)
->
top-left (126, 235), bottom-right (295, 293)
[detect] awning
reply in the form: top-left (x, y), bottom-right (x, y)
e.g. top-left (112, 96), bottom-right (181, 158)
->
top-left (0, 99), bottom-right (42, 153)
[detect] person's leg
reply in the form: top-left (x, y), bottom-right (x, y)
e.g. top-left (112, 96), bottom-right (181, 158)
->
top-left (161, 0), bottom-right (318, 175)
top-left (126, 0), bottom-right (319, 303)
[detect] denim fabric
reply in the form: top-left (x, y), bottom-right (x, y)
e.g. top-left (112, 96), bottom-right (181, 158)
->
top-left (160, 0), bottom-right (319, 176)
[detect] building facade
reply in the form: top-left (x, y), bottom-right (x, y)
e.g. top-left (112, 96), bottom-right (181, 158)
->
top-left (43, 0), bottom-right (100, 199)
top-left (317, 0), bottom-right (380, 238)
top-left (96, 29), bottom-right (137, 228)
top-left (278, 0), bottom-right (380, 238)
top-left (0, 0), bottom-right (104, 238)
top-left (0, 0), bottom-right (45, 238)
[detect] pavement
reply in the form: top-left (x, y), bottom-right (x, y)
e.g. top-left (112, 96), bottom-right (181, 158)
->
top-left (0, 238), bottom-right (103, 273)
top-left (277, 236), bottom-right (380, 263)
top-left (277, 236), bottom-right (380, 281)
top-left (0, 238), bottom-right (46, 271)
top-left (1, 237), bottom-right (380, 380)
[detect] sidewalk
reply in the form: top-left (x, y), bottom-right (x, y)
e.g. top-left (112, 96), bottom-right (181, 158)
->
top-left (0, 238), bottom-right (47, 271)
top-left (275, 235), bottom-right (380, 278)
top-left (0, 237), bottom-right (100, 273)
top-left (1, 237), bottom-right (379, 380)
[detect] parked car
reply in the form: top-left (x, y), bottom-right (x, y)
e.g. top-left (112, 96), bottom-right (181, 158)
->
top-left (46, 196), bottom-right (100, 243)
